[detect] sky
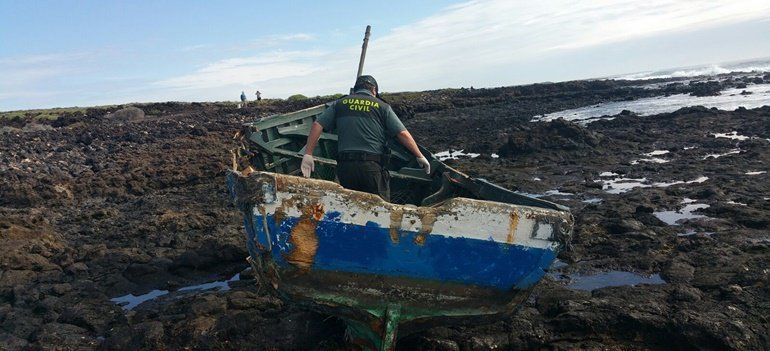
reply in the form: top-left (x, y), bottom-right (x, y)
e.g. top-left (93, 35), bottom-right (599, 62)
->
top-left (2, 0), bottom-right (770, 111)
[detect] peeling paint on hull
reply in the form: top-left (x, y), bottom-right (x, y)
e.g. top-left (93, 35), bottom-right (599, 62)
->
top-left (254, 212), bottom-right (557, 290)
top-left (228, 171), bottom-right (573, 349)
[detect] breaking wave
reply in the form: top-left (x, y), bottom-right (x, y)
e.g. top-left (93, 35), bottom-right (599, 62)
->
top-left (613, 59), bottom-right (770, 80)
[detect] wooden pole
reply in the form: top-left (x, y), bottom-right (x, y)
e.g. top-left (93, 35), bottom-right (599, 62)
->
top-left (356, 25), bottom-right (371, 78)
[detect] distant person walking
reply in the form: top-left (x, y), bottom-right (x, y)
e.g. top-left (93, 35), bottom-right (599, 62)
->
top-left (240, 91), bottom-right (248, 107)
top-left (255, 90), bottom-right (262, 101)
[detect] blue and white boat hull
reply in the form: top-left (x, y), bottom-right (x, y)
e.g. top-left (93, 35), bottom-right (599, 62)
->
top-left (228, 171), bottom-right (572, 347)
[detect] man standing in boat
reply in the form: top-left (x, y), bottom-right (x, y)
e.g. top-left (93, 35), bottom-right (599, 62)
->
top-left (300, 75), bottom-right (430, 201)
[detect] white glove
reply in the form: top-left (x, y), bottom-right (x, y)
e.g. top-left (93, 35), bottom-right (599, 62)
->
top-left (416, 156), bottom-right (431, 174)
top-left (301, 154), bottom-right (314, 177)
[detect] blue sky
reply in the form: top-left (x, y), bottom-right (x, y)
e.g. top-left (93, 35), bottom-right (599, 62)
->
top-left (2, 0), bottom-right (770, 111)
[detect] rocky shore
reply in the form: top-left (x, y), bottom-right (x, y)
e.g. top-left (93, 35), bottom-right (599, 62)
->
top-left (1, 75), bottom-right (768, 350)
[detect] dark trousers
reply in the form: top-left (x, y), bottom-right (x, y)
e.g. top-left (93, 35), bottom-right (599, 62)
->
top-left (336, 160), bottom-right (390, 201)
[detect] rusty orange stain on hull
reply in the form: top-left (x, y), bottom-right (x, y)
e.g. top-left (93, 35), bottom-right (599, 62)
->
top-left (389, 209), bottom-right (404, 243)
top-left (507, 211), bottom-right (520, 244)
top-left (284, 203), bottom-right (323, 271)
top-left (414, 208), bottom-right (438, 245)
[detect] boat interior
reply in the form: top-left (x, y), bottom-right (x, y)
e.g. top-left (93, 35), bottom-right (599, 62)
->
top-left (238, 104), bottom-right (568, 211)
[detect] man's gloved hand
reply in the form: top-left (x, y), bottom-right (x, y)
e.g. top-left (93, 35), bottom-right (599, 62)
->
top-left (416, 156), bottom-right (431, 174)
top-left (301, 154), bottom-right (314, 177)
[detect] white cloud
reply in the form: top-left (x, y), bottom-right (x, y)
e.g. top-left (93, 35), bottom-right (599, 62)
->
top-left (0, 52), bottom-right (90, 66)
top-left (180, 44), bottom-right (209, 52)
top-left (363, 0), bottom-right (770, 90)
top-left (156, 0), bottom-right (770, 98)
top-left (4, 0), bottom-right (770, 109)
top-left (155, 50), bottom-right (328, 90)
top-left (270, 33), bottom-right (314, 41)
top-left (0, 52), bottom-right (94, 101)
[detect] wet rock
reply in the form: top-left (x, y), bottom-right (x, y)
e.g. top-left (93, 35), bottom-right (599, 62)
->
top-left (535, 287), bottom-right (591, 317)
top-left (190, 126), bottom-right (208, 136)
top-left (238, 266), bottom-right (255, 280)
top-left (466, 333), bottom-right (510, 350)
top-left (671, 285), bottom-right (702, 302)
top-left (226, 291), bottom-right (282, 310)
top-left (65, 262), bottom-right (89, 275)
top-left (2, 80), bottom-right (769, 350)
top-left (605, 218), bottom-right (645, 233)
top-left (498, 118), bottom-right (602, 157)
top-left (103, 321), bottom-right (166, 350)
top-left (58, 302), bottom-right (118, 334)
top-left (689, 81), bottom-right (723, 96)
top-left (662, 259), bottom-right (695, 283)
top-left (31, 322), bottom-right (97, 349)
top-left (189, 294), bottom-right (227, 316)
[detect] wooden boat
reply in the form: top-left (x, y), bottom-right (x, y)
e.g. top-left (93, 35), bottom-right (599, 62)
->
top-left (227, 103), bottom-right (573, 350)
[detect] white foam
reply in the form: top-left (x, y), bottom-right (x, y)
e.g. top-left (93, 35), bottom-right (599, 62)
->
top-left (599, 171), bottom-right (619, 177)
top-left (745, 171), bottom-right (766, 175)
top-left (714, 131), bottom-right (749, 141)
top-left (632, 158), bottom-right (669, 165)
top-left (644, 150), bottom-right (670, 156)
top-left (726, 200), bottom-right (748, 206)
top-left (703, 149), bottom-right (740, 159)
top-left (683, 146), bottom-right (697, 150)
top-left (435, 150), bottom-right (481, 161)
top-left (491, 153), bottom-right (499, 159)
top-left (612, 60), bottom-right (770, 80)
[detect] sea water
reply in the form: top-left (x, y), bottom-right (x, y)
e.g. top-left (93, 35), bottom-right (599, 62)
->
top-left (536, 83), bottom-right (770, 122)
top-left (110, 273), bottom-right (241, 311)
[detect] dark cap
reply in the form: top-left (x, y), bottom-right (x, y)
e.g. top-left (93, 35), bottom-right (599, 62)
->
top-left (354, 75), bottom-right (378, 93)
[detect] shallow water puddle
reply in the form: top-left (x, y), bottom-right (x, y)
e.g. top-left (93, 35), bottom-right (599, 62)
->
top-left (110, 289), bottom-right (169, 311)
top-left (179, 273), bottom-right (240, 292)
top-left (601, 177), bottom-right (649, 194)
top-left (548, 260), bottom-right (666, 290)
top-left (678, 229), bottom-right (714, 237)
top-left (559, 271), bottom-right (666, 291)
top-left (634, 150), bottom-right (671, 164)
top-left (654, 203), bottom-right (711, 225)
top-left (435, 149), bottom-right (480, 161)
top-left (602, 176), bottom-right (708, 194)
top-left (110, 273), bottom-right (241, 311)
top-left (515, 189), bottom-right (575, 198)
top-left (543, 190), bottom-right (574, 197)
